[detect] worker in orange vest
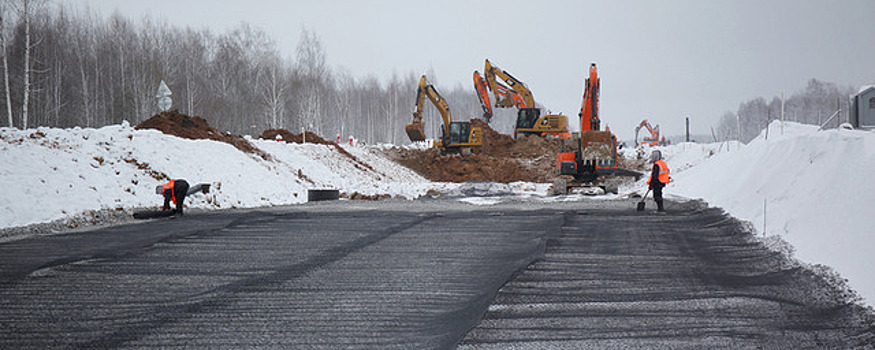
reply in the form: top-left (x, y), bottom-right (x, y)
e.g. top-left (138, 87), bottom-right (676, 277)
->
top-left (156, 179), bottom-right (190, 215)
top-left (647, 150), bottom-right (670, 212)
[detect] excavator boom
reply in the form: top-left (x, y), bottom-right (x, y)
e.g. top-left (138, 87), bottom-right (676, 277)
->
top-left (484, 59), bottom-right (536, 108)
top-left (406, 75), bottom-right (453, 142)
top-left (473, 71), bottom-right (494, 123)
top-left (580, 63), bottom-right (600, 132)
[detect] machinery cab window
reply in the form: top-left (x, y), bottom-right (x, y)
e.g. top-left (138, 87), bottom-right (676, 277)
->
top-left (516, 108), bottom-right (540, 129)
top-left (445, 122), bottom-right (470, 144)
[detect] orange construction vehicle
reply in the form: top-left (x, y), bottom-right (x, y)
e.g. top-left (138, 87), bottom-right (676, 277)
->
top-left (555, 63), bottom-right (640, 194)
top-left (635, 119), bottom-right (668, 146)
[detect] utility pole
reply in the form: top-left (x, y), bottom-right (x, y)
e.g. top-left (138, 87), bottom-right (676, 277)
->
top-left (685, 117), bottom-right (690, 143)
top-left (736, 113), bottom-right (741, 143)
top-left (781, 91), bottom-right (785, 135)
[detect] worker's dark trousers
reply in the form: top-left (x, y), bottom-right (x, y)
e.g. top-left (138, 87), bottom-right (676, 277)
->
top-left (653, 184), bottom-right (665, 211)
top-left (174, 180), bottom-right (189, 215)
top-left (164, 180), bottom-right (190, 215)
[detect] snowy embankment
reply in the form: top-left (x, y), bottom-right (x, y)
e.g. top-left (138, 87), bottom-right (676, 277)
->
top-left (0, 122), bottom-right (444, 229)
top-left (649, 121), bottom-right (875, 306)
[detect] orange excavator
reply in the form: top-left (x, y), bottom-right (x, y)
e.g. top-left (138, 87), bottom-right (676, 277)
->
top-left (554, 63), bottom-right (640, 194)
top-left (476, 59), bottom-right (571, 140)
top-left (635, 119), bottom-right (668, 146)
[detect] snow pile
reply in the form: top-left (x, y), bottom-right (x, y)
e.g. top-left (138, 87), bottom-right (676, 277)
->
top-left (655, 121), bottom-right (875, 305)
top-left (0, 122), bottom-right (440, 228)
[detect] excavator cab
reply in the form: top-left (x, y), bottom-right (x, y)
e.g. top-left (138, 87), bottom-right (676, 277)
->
top-left (436, 121), bottom-right (482, 155)
top-left (515, 108), bottom-right (571, 139)
top-left (445, 122), bottom-right (470, 145)
top-left (516, 108), bottom-right (541, 134)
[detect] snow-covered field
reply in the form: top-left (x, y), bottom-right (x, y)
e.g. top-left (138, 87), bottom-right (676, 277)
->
top-left (0, 122), bottom-right (450, 229)
top-left (1, 120), bottom-right (872, 307)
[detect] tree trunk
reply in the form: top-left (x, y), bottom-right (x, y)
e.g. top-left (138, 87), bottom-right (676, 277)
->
top-left (1, 3), bottom-right (12, 128)
top-left (22, 0), bottom-right (30, 129)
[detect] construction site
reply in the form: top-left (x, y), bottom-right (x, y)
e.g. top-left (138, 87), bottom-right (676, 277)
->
top-left (132, 59), bottom-right (654, 192)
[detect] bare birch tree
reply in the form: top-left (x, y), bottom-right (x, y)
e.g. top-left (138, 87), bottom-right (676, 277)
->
top-left (0, 1), bottom-right (12, 127)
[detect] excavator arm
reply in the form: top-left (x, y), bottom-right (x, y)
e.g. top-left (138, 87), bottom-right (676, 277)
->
top-left (483, 59), bottom-right (536, 108)
top-left (580, 63), bottom-right (600, 132)
top-left (406, 75), bottom-right (452, 142)
top-left (473, 71), bottom-right (494, 123)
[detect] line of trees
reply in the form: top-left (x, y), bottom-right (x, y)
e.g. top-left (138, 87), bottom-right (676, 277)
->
top-left (715, 79), bottom-right (857, 143)
top-left (13, 1), bottom-right (853, 147)
top-left (0, 1), bottom-right (518, 144)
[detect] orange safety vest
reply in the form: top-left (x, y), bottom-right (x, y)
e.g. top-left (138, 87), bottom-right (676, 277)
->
top-left (162, 179), bottom-right (177, 205)
top-left (648, 160), bottom-right (671, 185)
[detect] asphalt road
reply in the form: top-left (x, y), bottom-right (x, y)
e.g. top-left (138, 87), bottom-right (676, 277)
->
top-left (0, 199), bottom-right (873, 349)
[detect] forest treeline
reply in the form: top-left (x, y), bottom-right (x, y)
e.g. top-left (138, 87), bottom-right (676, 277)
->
top-left (0, 1), bottom-right (861, 145)
top-left (715, 79), bottom-right (858, 143)
top-left (0, 1), bottom-right (520, 144)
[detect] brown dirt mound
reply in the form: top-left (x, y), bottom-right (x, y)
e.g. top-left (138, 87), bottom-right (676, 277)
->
top-left (136, 110), bottom-right (270, 160)
top-left (471, 119), bottom-right (563, 158)
top-left (387, 119), bottom-right (562, 183)
top-left (259, 129), bottom-right (333, 145)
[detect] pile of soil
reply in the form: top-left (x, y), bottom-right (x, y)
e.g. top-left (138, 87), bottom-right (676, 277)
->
top-left (471, 119), bottom-right (560, 159)
top-left (386, 119), bottom-right (563, 183)
top-left (259, 129), bottom-right (333, 145)
top-left (136, 110), bottom-right (270, 160)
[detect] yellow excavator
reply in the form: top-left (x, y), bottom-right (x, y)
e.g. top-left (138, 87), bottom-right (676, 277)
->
top-left (405, 75), bottom-right (482, 154)
top-left (481, 59), bottom-right (571, 140)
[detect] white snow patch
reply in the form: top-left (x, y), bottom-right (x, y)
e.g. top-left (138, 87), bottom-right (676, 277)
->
top-left (654, 121), bottom-right (875, 306)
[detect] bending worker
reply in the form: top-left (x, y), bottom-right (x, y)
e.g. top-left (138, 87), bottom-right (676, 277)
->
top-left (158, 179), bottom-right (190, 215)
top-left (647, 150), bottom-right (671, 212)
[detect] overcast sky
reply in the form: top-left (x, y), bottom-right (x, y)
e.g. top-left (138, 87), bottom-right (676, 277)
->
top-left (62, 0), bottom-right (875, 140)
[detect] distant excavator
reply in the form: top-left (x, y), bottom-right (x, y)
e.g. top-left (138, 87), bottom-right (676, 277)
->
top-left (635, 119), bottom-right (668, 146)
top-left (555, 63), bottom-right (640, 194)
top-left (476, 59), bottom-right (571, 140)
top-left (405, 75), bottom-right (482, 154)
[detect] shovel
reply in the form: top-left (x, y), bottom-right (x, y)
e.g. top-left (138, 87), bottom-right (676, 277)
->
top-left (637, 188), bottom-right (650, 211)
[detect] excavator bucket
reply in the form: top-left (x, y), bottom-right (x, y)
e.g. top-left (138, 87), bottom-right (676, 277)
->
top-left (405, 121), bottom-right (426, 142)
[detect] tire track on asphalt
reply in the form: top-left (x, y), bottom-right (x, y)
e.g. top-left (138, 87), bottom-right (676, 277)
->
top-left (460, 205), bottom-right (875, 348)
top-left (72, 211), bottom-right (432, 349)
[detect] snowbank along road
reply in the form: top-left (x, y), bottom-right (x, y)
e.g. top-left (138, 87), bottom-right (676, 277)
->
top-left (0, 199), bottom-right (873, 349)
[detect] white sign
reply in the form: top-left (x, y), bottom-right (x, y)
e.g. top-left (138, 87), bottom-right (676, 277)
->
top-left (156, 80), bottom-right (173, 111)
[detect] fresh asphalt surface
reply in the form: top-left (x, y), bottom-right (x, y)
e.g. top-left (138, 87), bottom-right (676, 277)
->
top-left (1, 198), bottom-right (873, 349)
